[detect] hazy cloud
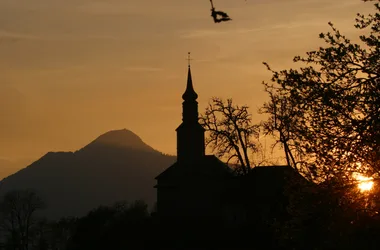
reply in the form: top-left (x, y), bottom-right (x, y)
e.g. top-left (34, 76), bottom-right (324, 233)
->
top-left (125, 66), bottom-right (163, 72)
top-left (0, 30), bottom-right (40, 41)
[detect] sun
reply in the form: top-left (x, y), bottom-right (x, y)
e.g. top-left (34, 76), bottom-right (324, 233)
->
top-left (353, 173), bottom-right (374, 192)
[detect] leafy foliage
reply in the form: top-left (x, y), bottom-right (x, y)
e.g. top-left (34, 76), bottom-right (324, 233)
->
top-left (261, 0), bottom-right (380, 182)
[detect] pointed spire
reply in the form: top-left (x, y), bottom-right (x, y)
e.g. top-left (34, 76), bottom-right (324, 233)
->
top-left (176, 53), bottom-right (205, 162)
top-left (182, 66), bottom-right (198, 101)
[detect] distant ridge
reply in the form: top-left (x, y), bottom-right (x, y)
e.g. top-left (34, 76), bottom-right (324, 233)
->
top-left (0, 129), bottom-right (176, 219)
top-left (80, 129), bottom-right (156, 153)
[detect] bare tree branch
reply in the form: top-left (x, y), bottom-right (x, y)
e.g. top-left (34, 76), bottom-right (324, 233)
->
top-left (200, 97), bottom-right (265, 175)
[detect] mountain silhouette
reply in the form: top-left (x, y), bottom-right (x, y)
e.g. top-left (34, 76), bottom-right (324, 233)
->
top-left (82, 129), bottom-right (156, 153)
top-left (0, 129), bottom-right (176, 219)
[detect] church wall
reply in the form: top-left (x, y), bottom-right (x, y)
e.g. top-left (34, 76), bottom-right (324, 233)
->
top-left (157, 176), bottom-right (227, 220)
top-left (156, 186), bottom-right (179, 217)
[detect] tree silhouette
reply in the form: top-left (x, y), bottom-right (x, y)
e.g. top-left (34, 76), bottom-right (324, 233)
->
top-left (199, 97), bottom-right (263, 174)
top-left (45, 217), bottom-right (77, 250)
top-left (261, 0), bottom-right (380, 182)
top-left (0, 190), bottom-right (46, 250)
top-left (69, 200), bottom-right (149, 250)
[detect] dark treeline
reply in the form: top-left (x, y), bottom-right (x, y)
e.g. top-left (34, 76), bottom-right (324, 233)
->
top-left (1, 186), bottom-right (380, 250)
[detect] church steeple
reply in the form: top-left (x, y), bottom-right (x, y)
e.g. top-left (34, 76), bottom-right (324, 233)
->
top-left (176, 53), bottom-right (205, 162)
top-left (181, 66), bottom-right (199, 123)
top-left (182, 66), bottom-right (198, 101)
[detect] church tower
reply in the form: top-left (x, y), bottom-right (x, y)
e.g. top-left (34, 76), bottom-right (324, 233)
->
top-left (176, 60), bottom-right (205, 163)
top-left (155, 54), bottom-right (233, 222)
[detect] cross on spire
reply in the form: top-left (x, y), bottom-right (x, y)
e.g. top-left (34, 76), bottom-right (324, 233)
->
top-left (187, 52), bottom-right (193, 68)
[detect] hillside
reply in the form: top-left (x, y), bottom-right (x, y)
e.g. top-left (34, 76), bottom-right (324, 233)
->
top-left (0, 129), bottom-right (176, 219)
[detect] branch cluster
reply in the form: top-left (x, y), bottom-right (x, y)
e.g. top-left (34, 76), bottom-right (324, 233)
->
top-left (261, 0), bottom-right (380, 182)
top-left (200, 97), bottom-right (261, 175)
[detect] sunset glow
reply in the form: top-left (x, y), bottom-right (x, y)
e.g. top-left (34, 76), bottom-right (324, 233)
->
top-left (354, 173), bottom-right (374, 192)
top-left (0, 0), bottom-right (375, 180)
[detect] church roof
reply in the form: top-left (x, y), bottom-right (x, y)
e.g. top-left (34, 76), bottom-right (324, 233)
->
top-left (223, 165), bottom-right (312, 206)
top-left (181, 67), bottom-right (198, 101)
top-left (155, 155), bottom-right (233, 181)
top-left (239, 165), bottom-right (312, 195)
top-left (241, 165), bottom-right (308, 183)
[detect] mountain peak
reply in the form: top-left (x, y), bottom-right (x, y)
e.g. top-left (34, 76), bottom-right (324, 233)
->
top-left (82, 129), bottom-right (155, 152)
top-left (0, 128), bottom-right (176, 219)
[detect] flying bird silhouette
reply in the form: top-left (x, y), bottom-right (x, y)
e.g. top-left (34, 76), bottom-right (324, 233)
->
top-left (210, 0), bottom-right (232, 23)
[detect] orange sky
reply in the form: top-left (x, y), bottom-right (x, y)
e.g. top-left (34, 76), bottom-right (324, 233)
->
top-left (0, 0), bottom-right (375, 177)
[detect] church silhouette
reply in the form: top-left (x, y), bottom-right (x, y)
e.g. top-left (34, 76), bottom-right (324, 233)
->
top-left (155, 64), bottom-right (234, 222)
top-left (154, 62), bottom-right (310, 240)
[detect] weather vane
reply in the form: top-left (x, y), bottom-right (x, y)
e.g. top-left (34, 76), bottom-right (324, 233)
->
top-left (187, 52), bottom-right (193, 67)
top-left (209, 0), bottom-right (232, 23)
